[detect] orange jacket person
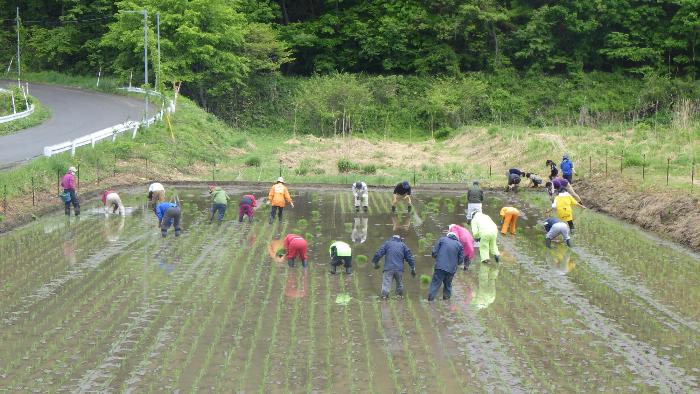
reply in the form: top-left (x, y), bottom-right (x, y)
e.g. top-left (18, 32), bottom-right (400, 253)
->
top-left (499, 206), bottom-right (520, 235)
top-left (284, 233), bottom-right (308, 268)
top-left (268, 177), bottom-right (294, 224)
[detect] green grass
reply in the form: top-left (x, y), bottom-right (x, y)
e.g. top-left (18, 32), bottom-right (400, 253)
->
top-left (0, 99), bottom-right (51, 136)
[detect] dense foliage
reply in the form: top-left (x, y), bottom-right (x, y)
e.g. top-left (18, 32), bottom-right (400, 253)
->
top-left (1, 0), bottom-right (699, 127)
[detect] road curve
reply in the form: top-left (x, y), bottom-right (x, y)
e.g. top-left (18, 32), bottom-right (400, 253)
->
top-left (0, 81), bottom-right (148, 169)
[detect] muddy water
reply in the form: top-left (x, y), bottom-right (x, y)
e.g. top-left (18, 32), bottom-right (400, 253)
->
top-left (0, 189), bottom-right (698, 392)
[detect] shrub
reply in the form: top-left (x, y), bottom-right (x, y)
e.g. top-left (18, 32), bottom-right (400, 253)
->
top-left (245, 156), bottom-right (261, 167)
top-left (361, 164), bottom-right (377, 174)
top-left (337, 158), bottom-right (360, 173)
top-left (434, 127), bottom-right (453, 140)
top-left (233, 137), bottom-right (248, 148)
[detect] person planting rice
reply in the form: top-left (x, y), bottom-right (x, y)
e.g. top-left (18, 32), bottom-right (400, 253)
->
top-left (552, 176), bottom-right (582, 203)
top-left (427, 232), bottom-right (464, 301)
top-left (148, 182), bottom-right (165, 202)
top-left (448, 224), bottom-right (475, 270)
top-left (542, 217), bottom-right (572, 248)
top-left (471, 211), bottom-right (500, 264)
top-left (372, 235), bottom-right (416, 300)
top-left (499, 206), bottom-right (520, 235)
top-left (61, 166), bottom-right (80, 216)
top-left (101, 189), bottom-right (125, 216)
top-left (552, 188), bottom-right (586, 232)
top-left (208, 185), bottom-right (230, 223)
top-left (284, 233), bottom-right (308, 268)
top-left (466, 180), bottom-right (483, 223)
top-left (329, 240), bottom-right (353, 274)
top-left (268, 177), bottom-right (294, 224)
top-left (526, 173), bottom-right (543, 188)
top-left (155, 200), bottom-right (182, 238)
top-left (546, 159), bottom-right (559, 180)
top-left (239, 193), bottom-right (257, 223)
top-left (392, 181), bottom-right (412, 213)
top-left (352, 181), bottom-right (369, 213)
top-left (506, 168), bottom-right (526, 192)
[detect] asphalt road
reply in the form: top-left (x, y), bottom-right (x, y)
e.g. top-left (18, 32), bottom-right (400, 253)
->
top-left (0, 81), bottom-right (148, 168)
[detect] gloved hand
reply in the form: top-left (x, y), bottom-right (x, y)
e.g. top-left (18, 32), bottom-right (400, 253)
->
top-left (373, 262), bottom-right (380, 270)
top-left (410, 268), bottom-right (416, 278)
top-left (474, 238), bottom-right (480, 242)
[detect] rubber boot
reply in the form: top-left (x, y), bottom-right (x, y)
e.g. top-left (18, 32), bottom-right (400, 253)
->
top-left (175, 229), bottom-right (181, 237)
top-left (565, 239), bottom-right (572, 247)
top-left (288, 259), bottom-right (295, 268)
top-left (330, 264), bottom-right (337, 274)
top-left (494, 255), bottom-right (500, 263)
top-left (545, 238), bottom-right (552, 249)
top-left (302, 260), bottom-right (308, 268)
top-left (391, 206), bottom-right (396, 213)
top-left (65, 206), bottom-right (71, 215)
top-left (268, 216), bottom-right (273, 225)
top-left (363, 206), bottom-right (368, 213)
top-left (161, 229), bottom-right (167, 238)
top-left (407, 205), bottom-right (412, 212)
top-left (74, 206), bottom-right (80, 216)
top-left (345, 266), bottom-right (352, 275)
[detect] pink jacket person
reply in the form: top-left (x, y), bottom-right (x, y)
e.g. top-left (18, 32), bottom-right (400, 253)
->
top-left (448, 224), bottom-right (475, 261)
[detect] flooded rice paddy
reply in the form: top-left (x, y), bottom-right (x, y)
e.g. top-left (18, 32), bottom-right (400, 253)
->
top-left (0, 188), bottom-right (699, 393)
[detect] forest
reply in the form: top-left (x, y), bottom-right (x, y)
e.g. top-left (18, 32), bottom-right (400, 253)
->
top-left (1, 0), bottom-right (699, 132)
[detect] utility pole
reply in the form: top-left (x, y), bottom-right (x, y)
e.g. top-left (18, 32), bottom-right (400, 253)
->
top-left (156, 13), bottom-right (161, 92)
top-left (16, 7), bottom-right (21, 86)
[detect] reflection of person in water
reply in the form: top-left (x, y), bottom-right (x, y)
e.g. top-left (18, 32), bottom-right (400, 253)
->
top-left (284, 269), bottom-right (309, 299)
top-left (352, 216), bottom-right (368, 244)
top-left (156, 245), bottom-right (180, 274)
top-left (62, 225), bottom-right (77, 264)
top-left (546, 248), bottom-right (576, 275)
top-left (472, 263), bottom-right (499, 310)
top-left (104, 214), bottom-right (126, 243)
top-left (391, 213), bottom-right (412, 237)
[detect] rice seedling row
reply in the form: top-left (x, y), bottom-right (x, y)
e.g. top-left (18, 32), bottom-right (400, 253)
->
top-left (369, 299), bottom-right (403, 392)
top-left (386, 298), bottom-right (425, 391)
top-left (349, 270), bottom-right (378, 392)
top-left (337, 275), bottom-right (359, 392)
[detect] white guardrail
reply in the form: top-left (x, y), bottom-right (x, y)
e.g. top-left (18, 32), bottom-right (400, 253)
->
top-left (43, 87), bottom-right (176, 157)
top-left (0, 87), bottom-right (35, 124)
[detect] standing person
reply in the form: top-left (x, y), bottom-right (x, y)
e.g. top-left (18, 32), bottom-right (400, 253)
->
top-left (284, 233), bottom-right (308, 268)
top-left (448, 224), bottom-right (475, 270)
top-left (466, 180), bottom-right (483, 222)
top-left (239, 193), bottom-right (257, 223)
top-left (552, 188), bottom-right (586, 232)
top-left (499, 206), bottom-right (520, 235)
top-left (148, 182), bottom-right (165, 202)
top-left (208, 186), bottom-right (230, 223)
top-left (427, 232), bottom-right (464, 301)
top-left (102, 189), bottom-right (125, 216)
top-left (546, 160), bottom-right (559, 180)
top-left (372, 235), bottom-right (416, 300)
top-left (525, 173), bottom-right (543, 188)
top-left (268, 177), bottom-right (294, 224)
top-left (155, 200), bottom-right (182, 237)
top-left (506, 168), bottom-right (526, 192)
top-left (560, 154), bottom-right (575, 183)
top-left (471, 211), bottom-right (500, 264)
top-left (329, 240), bottom-right (353, 274)
top-left (352, 181), bottom-right (369, 213)
top-left (61, 167), bottom-right (80, 216)
top-left (392, 181), bottom-right (412, 213)
top-left (542, 217), bottom-right (572, 248)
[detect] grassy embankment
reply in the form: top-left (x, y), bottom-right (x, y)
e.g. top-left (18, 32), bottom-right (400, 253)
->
top-left (0, 71), bottom-right (698, 225)
top-left (0, 86), bottom-right (51, 136)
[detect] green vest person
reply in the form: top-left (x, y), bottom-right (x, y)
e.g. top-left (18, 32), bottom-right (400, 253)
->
top-left (330, 241), bottom-right (353, 275)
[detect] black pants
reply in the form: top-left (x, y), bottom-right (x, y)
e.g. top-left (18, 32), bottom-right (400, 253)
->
top-left (269, 206), bottom-right (284, 223)
top-left (428, 269), bottom-right (454, 301)
top-left (63, 188), bottom-right (80, 216)
top-left (331, 255), bottom-right (352, 268)
top-left (161, 206), bottom-right (182, 236)
top-left (563, 174), bottom-right (573, 183)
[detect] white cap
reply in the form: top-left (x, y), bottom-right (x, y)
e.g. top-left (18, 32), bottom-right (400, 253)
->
top-left (68, 166), bottom-right (77, 173)
top-left (277, 177), bottom-right (285, 183)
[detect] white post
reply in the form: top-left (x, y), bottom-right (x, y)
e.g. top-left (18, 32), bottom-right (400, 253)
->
top-left (129, 70), bottom-right (133, 88)
top-left (22, 84), bottom-right (28, 109)
top-left (97, 66), bottom-right (101, 87)
top-left (71, 141), bottom-right (76, 156)
top-left (10, 91), bottom-right (16, 114)
top-left (91, 135), bottom-right (95, 148)
top-left (156, 13), bottom-right (161, 91)
top-left (16, 7), bottom-right (21, 86)
top-left (132, 125), bottom-right (138, 139)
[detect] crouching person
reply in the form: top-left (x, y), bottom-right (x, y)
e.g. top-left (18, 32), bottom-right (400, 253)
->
top-left (239, 193), bottom-right (257, 223)
top-left (428, 232), bottom-right (464, 301)
top-left (155, 201), bottom-right (181, 238)
top-left (543, 217), bottom-right (572, 248)
top-left (284, 233), bottom-right (308, 268)
top-left (102, 189), bottom-right (125, 216)
top-left (329, 240), bottom-right (352, 274)
top-left (352, 181), bottom-right (369, 213)
top-left (372, 235), bottom-right (416, 300)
